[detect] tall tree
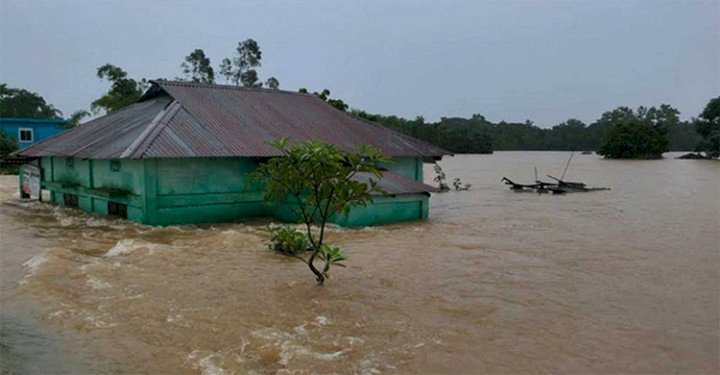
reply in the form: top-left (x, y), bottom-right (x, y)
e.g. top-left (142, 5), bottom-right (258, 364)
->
top-left (265, 77), bottom-right (280, 89)
top-left (181, 49), bottom-right (215, 83)
top-left (694, 96), bottom-right (720, 158)
top-left (219, 39), bottom-right (263, 87)
top-left (91, 64), bottom-right (147, 114)
top-left (0, 84), bottom-right (62, 119)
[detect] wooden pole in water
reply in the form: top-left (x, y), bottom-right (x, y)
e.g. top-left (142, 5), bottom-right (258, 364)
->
top-left (560, 152), bottom-right (574, 181)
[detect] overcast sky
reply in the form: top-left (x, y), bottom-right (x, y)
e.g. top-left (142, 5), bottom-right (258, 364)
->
top-left (1, 1), bottom-right (718, 126)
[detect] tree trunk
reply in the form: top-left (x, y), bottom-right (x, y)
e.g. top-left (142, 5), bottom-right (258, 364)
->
top-left (307, 250), bottom-right (325, 285)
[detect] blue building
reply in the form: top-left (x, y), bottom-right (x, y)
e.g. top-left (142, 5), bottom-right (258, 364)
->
top-left (0, 118), bottom-right (67, 149)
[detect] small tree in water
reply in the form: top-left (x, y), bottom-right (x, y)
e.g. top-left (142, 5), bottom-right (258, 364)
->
top-left (253, 139), bottom-right (387, 285)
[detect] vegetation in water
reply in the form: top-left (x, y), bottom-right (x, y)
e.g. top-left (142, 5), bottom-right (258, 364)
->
top-left (253, 139), bottom-right (386, 285)
top-left (433, 162), bottom-right (470, 191)
top-left (692, 96), bottom-right (719, 159)
top-left (597, 120), bottom-right (669, 159)
top-left (264, 224), bottom-right (310, 255)
top-left (452, 178), bottom-right (471, 191)
top-left (433, 162), bottom-right (450, 192)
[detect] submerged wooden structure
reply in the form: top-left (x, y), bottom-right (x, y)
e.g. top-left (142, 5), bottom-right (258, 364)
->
top-left (501, 176), bottom-right (609, 194)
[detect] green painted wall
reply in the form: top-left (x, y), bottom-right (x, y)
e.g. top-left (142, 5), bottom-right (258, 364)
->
top-left (39, 156), bottom-right (432, 227)
top-left (92, 159), bottom-right (144, 195)
top-left (382, 157), bottom-right (423, 181)
top-left (148, 157), bottom-right (265, 225)
top-left (271, 194), bottom-right (428, 227)
top-left (42, 156), bottom-right (144, 221)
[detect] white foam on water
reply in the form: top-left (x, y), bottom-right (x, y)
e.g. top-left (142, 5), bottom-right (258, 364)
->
top-left (166, 314), bottom-right (184, 323)
top-left (104, 239), bottom-right (140, 257)
top-left (312, 349), bottom-right (345, 361)
top-left (22, 254), bottom-right (47, 274)
top-left (293, 324), bottom-right (307, 335)
top-left (359, 360), bottom-right (382, 375)
top-left (104, 239), bottom-right (180, 257)
top-left (20, 254), bottom-right (48, 284)
top-left (187, 350), bottom-right (227, 375)
top-left (86, 277), bottom-right (111, 290)
top-left (248, 327), bottom-right (346, 368)
top-left (83, 314), bottom-right (117, 328)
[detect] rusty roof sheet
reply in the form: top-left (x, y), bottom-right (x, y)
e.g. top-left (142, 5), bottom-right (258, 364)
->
top-left (17, 96), bottom-right (173, 158)
top-left (352, 170), bottom-right (440, 196)
top-left (18, 80), bottom-right (449, 159)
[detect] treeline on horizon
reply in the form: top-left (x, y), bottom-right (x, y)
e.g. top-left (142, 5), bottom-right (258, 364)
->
top-left (349, 106), bottom-right (703, 154)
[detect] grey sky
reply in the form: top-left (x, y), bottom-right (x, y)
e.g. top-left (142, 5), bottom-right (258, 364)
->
top-left (1, 0), bottom-right (718, 126)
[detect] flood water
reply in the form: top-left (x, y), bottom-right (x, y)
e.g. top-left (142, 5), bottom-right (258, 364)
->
top-left (1, 151), bottom-right (718, 374)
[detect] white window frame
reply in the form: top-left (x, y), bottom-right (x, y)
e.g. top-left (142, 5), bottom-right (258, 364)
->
top-left (18, 128), bottom-right (34, 142)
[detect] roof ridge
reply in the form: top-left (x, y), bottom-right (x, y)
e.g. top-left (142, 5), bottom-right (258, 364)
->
top-left (121, 100), bottom-right (182, 158)
top-left (153, 80), bottom-right (315, 98)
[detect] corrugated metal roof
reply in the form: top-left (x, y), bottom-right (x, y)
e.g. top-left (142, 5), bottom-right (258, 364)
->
top-left (17, 97), bottom-right (172, 158)
top-left (352, 170), bottom-right (440, 196)
top-left (18, 80), bottom-right (449, 159)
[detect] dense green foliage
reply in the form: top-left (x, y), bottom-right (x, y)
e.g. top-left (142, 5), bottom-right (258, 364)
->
top-left (265, 77), bottom-right (280, 90)
top-left (219, 39), bottom-right (261, 86)
top-left (597, 119), bottom-right (669, 159)
top-left (253, 139), bottom-right (386, 285)
top-left (351, 104), bottom-right (701, 155)
top-left (0, 130), bottom-right (18, 156)
top-left (298, 88), bottom-right (349, 111)
top-left (596, 106), bottom-right (674, 159)
top-left (0, 84), bottom-right (62, 119)
top-left (92, 64), bottom-right (147, 114)
top-left (181, 49), bottom-right (215, 83)
top-left (693, 96), bottom-right (719, 158)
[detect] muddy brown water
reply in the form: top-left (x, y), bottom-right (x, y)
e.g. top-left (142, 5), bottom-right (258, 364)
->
top-left (1, 152), bottom-right (718, 374)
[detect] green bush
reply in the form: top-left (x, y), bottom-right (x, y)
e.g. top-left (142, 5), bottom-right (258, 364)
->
top-left (317, 244), bottom-right (347, 278)
top-left (0, 130), bottom-right (17, 156)
top-left (597, 120), bottom-right (669, 159)
top-left (264, 224), bottom-right (310, 255)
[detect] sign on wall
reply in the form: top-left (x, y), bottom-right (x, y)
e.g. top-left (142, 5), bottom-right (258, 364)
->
top-left (21, 164), bottom-right (41, 200)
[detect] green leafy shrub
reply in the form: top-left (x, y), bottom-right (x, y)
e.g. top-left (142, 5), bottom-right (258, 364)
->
top-left (264, 225), bottom-right (310, 255)
top-left (317, 244), bottom-right (347, 280)
top-left (253, 139), bottom-right (385, 285)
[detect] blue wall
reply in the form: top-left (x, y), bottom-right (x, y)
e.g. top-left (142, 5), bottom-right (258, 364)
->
top-left (0, 118), bottom-right (67, 149)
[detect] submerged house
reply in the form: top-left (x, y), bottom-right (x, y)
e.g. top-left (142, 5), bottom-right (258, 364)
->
top-left (17, 81), bottom-right (448, 226)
